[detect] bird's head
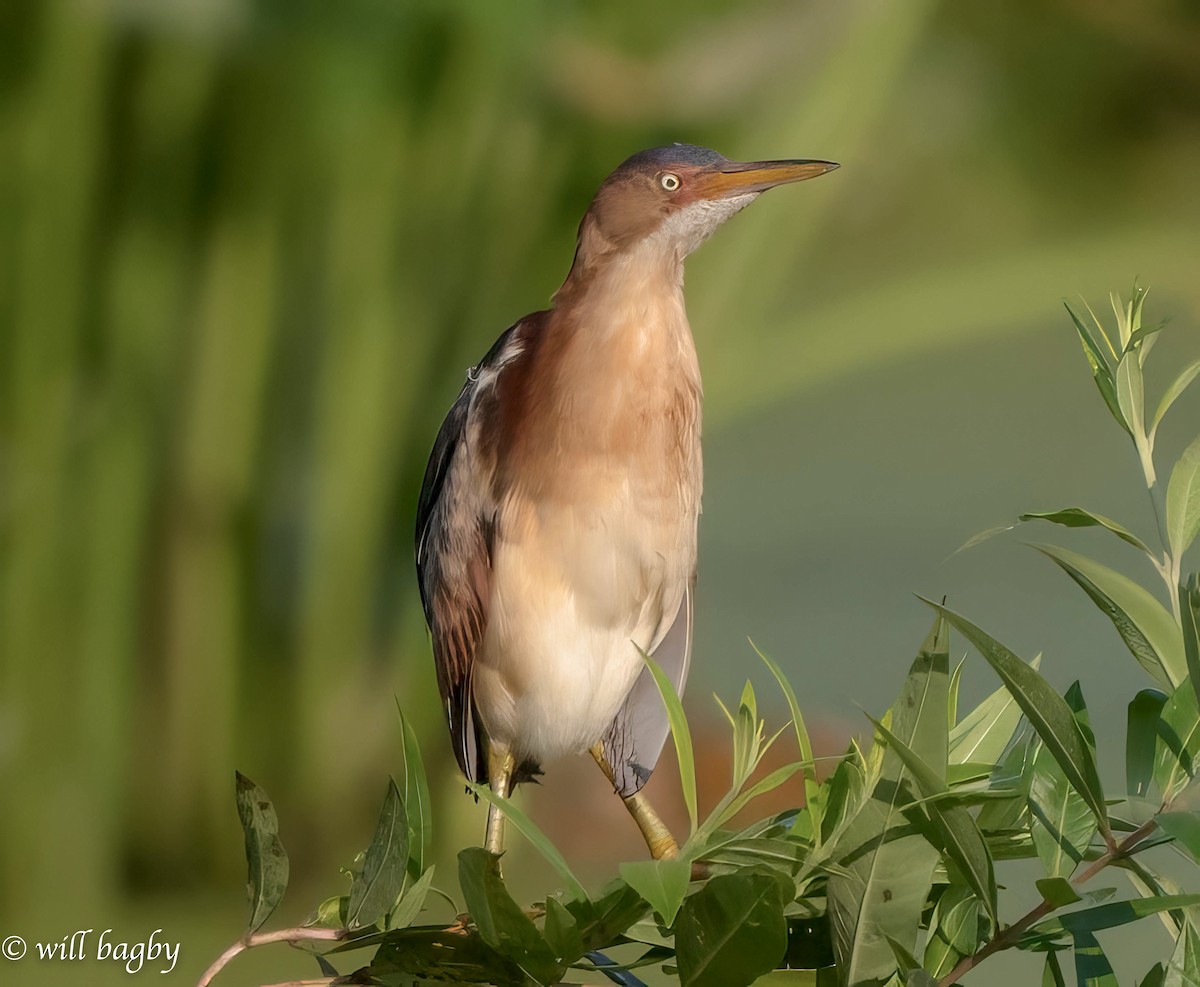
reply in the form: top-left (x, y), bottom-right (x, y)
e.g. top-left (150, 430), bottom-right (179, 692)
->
top-left (570, 143), bottom-right (838, 272)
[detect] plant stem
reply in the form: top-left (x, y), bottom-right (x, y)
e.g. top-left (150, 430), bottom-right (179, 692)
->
top-left (938, 819), bottom-right (1157, 985)
top-left (196, 927), bottom-right (343, 987)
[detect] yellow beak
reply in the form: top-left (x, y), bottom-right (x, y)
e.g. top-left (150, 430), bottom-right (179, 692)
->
top-left (694, 158), bottom-right (839, 199)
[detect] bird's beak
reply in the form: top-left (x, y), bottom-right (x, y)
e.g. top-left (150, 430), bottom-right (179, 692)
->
top-left (693, 158), bottom-right (839, 200)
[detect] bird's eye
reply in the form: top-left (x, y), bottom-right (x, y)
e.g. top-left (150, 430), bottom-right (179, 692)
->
top-left (660, 173), bottom-right (681, 192)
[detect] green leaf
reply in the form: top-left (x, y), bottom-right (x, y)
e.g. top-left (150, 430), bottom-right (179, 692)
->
top-left (756, 642), bottom-right (823, 845)
top-left (566, 877), bottom-right (649, 950)
top-left (1067, 302), bottom-right (1129, 434)
top-left (1151, 359), bottom-right (1200, 444)
top-left (388, 865), bottom-right (435, 929)
top-left (466, 782), bottom-right (587, 903)
top-left (1037, 877), bottom-right (1082, 907)
top-left (826, 615), bottom-right (946, 984)
top-left (1117, 351), bottom-right (1147, 441)
top-left (1184, 576), bottom-right (1200, 713)
top-left (713, 762), bottom-right (807, 832)
top-left (619, 857), bottom-right (691, 927)
top-left (1165, 920), bottom-right (1200, 987)
top-left (1156, 813), bottom-right (1200, 866)
top-left (922, 600), bottom-right (1110, 839)
top-left (675, 870), bottom-right (788, 987)
top-left (1154, 681), bottom-right (1200, 803)
top-left (347, 778), bottom-right (409, 930)
top-left (1030, 895), bottom-right (1200, 938)
top-left (457, 847), bottom-right (561, 985)
top-left (1129, 690), bottom-right (1170, 799)
top-left (235, 771), bottom-right (290, 934)
top-left (1019, 508), bottom-right (1152, 554)
top-left (542, 897), bottom-right (585, 968)
top-left (907, 973), bottom-right (939, 987)
top-left (644, 651), bottom-right (698, 836)
top-left (948, 657), bottom-right (964, 728)
top-left (1168, 437), bottom-right (1200, 558)
top-left (1029, 687), bottom-right (1098, 880)
top-left (306, 894), bottom-right (348, 929)
top-left (1029, 544), bottom-right (1185, 690)
top-left (1043, 950), bottom-right (1068, 987)
top-left (1139, 962), bottom-right (1166, 987)
top-left (1074, 929), bottom-right (1119, 986)
top-left (950, 655), bottom-right (1042, 765)
top-left (923, 885), bottom-right (980, 978)
top-left (868, 714), bottom-right (998, 924)
top-left (885, 933), bottom-right (920, 974)
top-left (397, 702), bottom-right (432, 880)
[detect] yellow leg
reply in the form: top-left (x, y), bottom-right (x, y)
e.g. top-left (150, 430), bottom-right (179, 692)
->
top-left (590, 743), bottom-right (680, 860)
top-left (484, 745), bottom-right (515, 856)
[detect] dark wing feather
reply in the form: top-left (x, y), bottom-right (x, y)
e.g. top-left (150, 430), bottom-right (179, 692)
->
top-left (603, 581), bottom-right (694, 797)
top-left (415, 323), bottom-right (523, 784)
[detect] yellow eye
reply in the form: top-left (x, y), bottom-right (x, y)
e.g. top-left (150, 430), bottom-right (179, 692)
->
top-left (660, 173), bottom-right (681, 192)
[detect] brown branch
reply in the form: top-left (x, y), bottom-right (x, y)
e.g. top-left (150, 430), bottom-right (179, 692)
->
top-left (938, 819), bottom-right (1158, 986)
top-left (196, 927), bottom-right (344, 987)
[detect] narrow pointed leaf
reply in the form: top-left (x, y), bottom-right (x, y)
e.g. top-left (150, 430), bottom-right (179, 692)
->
top-left (388, 865), bottom-right (435, 929)
top-left (347, 778), bottom-right (409, 930)
top-left (466, 782), bottom-right (587, 903)
top-left (1030, 543), bottom-right (1184, 689)
top-left (1117, 352), bottom-right (1147, 441)
top-left (922, 600), bottom-right (1110, 839)
top-left (235, 772), bottom-right (290, 934)
top-left (1043, 950), bottom-right (1068, 987)
top-left (950, 655), bottom-right (1042, 765)
top-left (1067, 302), bottom-right (1129, 434)
top-left (643, 652), bottom-right (698, 835)
top-left (868, 715), bottom-right (998, 924)
top-left (1152, 360), bottom-right (1200, 442)
top-left (1129, 690), bottom-right (1169, 799)
top-left (619, 857), bottom-right (691, 927)
top-left (1186, 576), bottom-right (1200, 714)
top-left (1019, 508), bottom-right (1152, 554)
top-left (1153, 681), bottom-right (1200, 803)
top-left (827, 616), bottom-right (946, 983)
top-left (397, 702), bottom-right (432, 880)
top-left (756, 642), bottom-right (823, 846)
top-left (1030, 686), bottom-right (1099, 880)
top-left (1165, 920), bottom-right (1200, 987)
top-left (1030, 895), bottom-right (1200, 937)
top-left (1074, 929), bottom-right (1119, 986)
top-left (1168, 437), bottom-right (1200, 557)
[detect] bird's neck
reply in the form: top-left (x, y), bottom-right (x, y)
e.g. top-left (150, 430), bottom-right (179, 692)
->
top-left (553, 234), bottom-right (688, 333)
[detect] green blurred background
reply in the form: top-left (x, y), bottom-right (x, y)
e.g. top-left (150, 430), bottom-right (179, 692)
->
top-left (1, 0), bottom-right (1199, 983)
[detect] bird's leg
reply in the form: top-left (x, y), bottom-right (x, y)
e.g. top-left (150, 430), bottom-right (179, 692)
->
top-left (484, 745), bottom-right (516, 856)
top-left (589, 743), bottom-right (680, 860)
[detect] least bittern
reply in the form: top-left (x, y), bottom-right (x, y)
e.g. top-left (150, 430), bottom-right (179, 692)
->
top-left (415, 144), bottom-right (837, 859)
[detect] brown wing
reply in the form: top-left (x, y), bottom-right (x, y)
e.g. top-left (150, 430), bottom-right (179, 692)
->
top-left (415, 323), bottom-right (524, 783)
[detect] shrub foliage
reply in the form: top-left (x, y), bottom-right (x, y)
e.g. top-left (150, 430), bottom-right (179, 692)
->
top-left (200, 288), bottom-right (1200, 986)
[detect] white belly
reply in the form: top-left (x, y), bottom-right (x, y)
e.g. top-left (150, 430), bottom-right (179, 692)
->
top-left (473, 479), bottom-right (695, 765)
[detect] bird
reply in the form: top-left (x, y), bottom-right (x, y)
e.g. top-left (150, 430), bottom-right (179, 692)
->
top-left (415, 143), bottom-right (837, 860)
